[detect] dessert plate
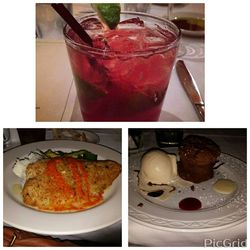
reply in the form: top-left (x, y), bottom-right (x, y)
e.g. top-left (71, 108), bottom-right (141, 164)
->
top-left (129, 151), bottom-right (246, 232)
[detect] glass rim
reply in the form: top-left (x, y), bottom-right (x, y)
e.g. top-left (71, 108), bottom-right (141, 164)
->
top-left (63, 11), bottom-right (181, 57)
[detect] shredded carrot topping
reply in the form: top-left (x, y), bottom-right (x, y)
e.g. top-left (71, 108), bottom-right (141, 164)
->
top-left (46, 158), bottom-right (74, 196)
top-left (45, 157), bottom-right (103, 211)
top-left (67, 158), bottom-right (85, 198)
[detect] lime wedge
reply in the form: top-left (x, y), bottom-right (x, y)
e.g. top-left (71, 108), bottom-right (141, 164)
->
top-left (92, 4), bottom-right (121, 29)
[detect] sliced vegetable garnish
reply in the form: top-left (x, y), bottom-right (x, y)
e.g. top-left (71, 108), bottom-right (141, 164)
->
top-left (43, 149), bottom-right (97, 161)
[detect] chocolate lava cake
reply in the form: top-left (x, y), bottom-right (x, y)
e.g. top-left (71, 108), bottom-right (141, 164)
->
top-left (178, 135), bottom-right (221, 183)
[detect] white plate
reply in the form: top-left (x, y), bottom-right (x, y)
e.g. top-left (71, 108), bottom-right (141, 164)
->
top-left (129, 151), bottom-right (246, 232)
top-left (80, 130), bottom-right (100, 143)
top-left (4, 140), bottom-right (121, 235)
top-left (47, 129), bottom-right (100, 143)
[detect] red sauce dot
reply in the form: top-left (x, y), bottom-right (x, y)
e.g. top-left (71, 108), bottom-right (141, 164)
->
top-left (179, 197), bottom-right (202, 211)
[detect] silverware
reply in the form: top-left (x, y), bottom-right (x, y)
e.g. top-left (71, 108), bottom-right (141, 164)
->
top-left (176, 60), bottom-right (205, 121)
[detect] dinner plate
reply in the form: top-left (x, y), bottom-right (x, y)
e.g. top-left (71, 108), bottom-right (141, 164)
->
top-left (129, 151), bottom-right (246, 232)
top-left (4, 140), bottom-right (121, 235)
top-left (47, 129), bottom-right (100, 143)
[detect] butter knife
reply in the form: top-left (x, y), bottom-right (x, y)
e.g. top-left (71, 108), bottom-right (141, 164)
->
top-left (176, 60), bottom-right (205, 121)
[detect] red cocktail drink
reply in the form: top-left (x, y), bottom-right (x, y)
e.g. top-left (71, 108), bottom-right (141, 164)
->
top-left (64, 12), bottom-right (180, 121)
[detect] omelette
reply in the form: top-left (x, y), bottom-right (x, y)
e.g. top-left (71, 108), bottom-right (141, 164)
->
top-left (22, 157), bottom-right (121, 212)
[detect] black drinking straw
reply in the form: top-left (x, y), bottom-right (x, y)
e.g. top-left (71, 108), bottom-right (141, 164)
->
top-left (51, 3), bottom-right (93, 46)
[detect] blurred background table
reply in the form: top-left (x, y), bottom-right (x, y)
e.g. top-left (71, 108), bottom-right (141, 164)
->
top-left (36, 3), bottom-right (204, 121)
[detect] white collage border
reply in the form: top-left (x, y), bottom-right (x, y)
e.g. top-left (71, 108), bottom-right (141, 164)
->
top-left (1, 0), bottom-right (249, 249)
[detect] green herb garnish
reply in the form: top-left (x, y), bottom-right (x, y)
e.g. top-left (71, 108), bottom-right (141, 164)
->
top-left (92, 3), bottom-right (121, 29)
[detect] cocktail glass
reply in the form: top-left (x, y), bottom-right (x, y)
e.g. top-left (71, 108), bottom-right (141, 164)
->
top-left (64, 11), bottom-right (180, 121)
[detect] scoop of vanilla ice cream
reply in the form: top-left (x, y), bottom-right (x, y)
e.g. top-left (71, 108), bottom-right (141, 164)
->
top-left (139, 150), bottom-right (177, 185)
top-left (139, 149), bottom-right (193, 194)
